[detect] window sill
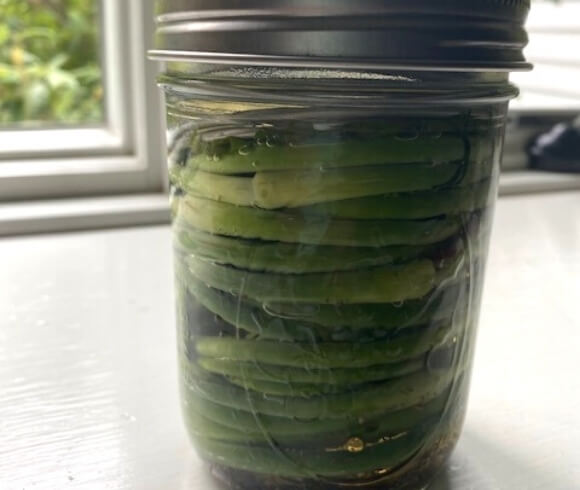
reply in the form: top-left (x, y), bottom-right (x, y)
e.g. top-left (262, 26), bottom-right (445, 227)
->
top-left (0, 194), bottom-right (170, 236)
top-left (1, 170), bottom-right (579, 236)
top-left (499, 170), bottom-right (580, 196)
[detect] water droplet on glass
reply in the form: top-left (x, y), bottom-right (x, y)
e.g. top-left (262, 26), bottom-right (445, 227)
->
top-left (121, 412), bottom-right (137, 422)
top-left (238, 145), bottom-right (250, 156)
top-left (427, 345), bottom-right (455, 371)
top-left (392, 301), bottom-right (404, 308)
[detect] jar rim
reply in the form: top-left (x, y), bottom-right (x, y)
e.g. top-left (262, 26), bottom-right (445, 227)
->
top-left (159, 69), bottom-right (520, 107)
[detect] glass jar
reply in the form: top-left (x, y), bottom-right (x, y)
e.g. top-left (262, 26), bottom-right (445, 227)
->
top-left (151, 2), bottom-right (531, 489)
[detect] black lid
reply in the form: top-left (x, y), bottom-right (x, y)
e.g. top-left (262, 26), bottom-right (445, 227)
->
top-left (150, 0), bottom-right (532, 72)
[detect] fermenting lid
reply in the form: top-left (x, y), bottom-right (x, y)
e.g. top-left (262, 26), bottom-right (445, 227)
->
top-left (150, 0), bottom-right (532, 71)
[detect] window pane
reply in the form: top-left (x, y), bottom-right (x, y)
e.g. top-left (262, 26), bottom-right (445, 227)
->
top-left (0, 0), bottom-right (104, 127)
top-left (510, 0), bottom-right (580, 111)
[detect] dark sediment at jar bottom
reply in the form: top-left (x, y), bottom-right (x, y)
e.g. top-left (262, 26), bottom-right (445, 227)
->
top-left (201, 418), bottom-right (464, 490)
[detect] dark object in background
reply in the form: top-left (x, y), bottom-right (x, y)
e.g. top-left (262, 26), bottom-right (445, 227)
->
top-left (528, 118), bottom-right (580, 173)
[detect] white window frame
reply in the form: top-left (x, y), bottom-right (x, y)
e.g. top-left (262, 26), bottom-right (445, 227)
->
top-left (0, 0), bottom-right (167, 201)
top-left (500, 2), bottom-right (580, 196)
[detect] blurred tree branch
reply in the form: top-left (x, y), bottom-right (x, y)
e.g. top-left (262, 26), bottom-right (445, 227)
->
top-left (0, 0), bottom-right (103, 125)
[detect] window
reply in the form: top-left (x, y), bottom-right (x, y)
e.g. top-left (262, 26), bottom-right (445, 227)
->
top-left (0, 0), bottom-right (166, 203)
top-left (501, 0), bottom-right (580, 194)
top-left (511, 1), bottom-right (580, 112)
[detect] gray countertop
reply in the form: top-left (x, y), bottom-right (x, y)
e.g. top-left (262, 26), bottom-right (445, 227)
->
top-left (1, 192), bottom-right (579, 490)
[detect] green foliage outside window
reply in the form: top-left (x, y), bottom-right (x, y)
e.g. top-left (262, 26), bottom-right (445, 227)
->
top-left (0, 0), bottom-right (103, 126)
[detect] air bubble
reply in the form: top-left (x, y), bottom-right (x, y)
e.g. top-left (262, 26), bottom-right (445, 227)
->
top-left (346, 437), bottom-right (365, 453)
top-left (395, 131), bottom-right (419, 141)
top-left (313, 122), bottom-right (340, 131)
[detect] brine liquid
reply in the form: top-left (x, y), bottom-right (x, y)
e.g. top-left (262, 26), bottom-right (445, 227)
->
top-left (169, 108), bottom-right (504, 489)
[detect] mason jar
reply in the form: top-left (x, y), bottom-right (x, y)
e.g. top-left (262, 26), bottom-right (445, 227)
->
top-left (150, 1), bottom-right (531, 488)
